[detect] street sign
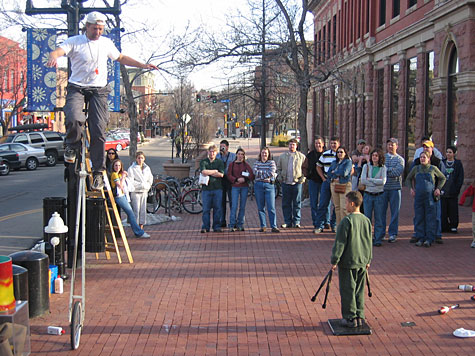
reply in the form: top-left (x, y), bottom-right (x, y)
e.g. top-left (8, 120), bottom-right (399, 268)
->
top-left (220, 99), bottom-right (230, 103)
top-left (182, 114), bottom-right (191, 124)
top-left (245, 118), bottom-right (252, 125)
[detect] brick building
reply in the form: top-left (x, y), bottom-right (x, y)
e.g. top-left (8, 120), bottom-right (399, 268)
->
top-left (308, 0), bottom-right (475, 182)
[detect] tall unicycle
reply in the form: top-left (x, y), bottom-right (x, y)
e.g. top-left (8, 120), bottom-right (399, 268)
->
top-left (67, 104), bottom-right (89, 350)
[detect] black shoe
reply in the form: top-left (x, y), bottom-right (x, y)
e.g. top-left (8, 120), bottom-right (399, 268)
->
top-left (373, 242), bottom-right (382, 247)
top-left (410, 236), bottom-right (417, 243)
top-left (294, 224), bottom-right (301, 229)
top-left (237, 227), bottom-right (245, 231)
top-left (331, 226), bottom-right (336, 233)
top-left (340, 318), bottom-right (357, 328)
top-left (423, 240), bottom-right (432, 248)
top-left (200, 229), bottom-right (207, 233)
top-left (271, 228), bottom-right (280, 233)
top-left (415, 240), bottom-right (423, 247)
top-left (220, 222), bottom-right (227, 228)
top-left (435, 237), bottom-right (443, 244)
top-left (91, 172), bottom-right (104, 190)
top-left (450, 228), bottom-right (458, 234)
top-left (259, 227), bottom-right (266, 232)
top-left (324, 224), bottom-right (331, 230)
top-left (213, 228), bottom-right (222, 233)
top-left (64, 146), bottom-right (76, 164)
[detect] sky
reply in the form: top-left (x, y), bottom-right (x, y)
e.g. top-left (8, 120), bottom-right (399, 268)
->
top-left (0, 0), bottom-right (313, 91)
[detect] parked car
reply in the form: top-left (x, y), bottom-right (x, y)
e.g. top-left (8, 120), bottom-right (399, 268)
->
top-left (0, 143), bottom-right (47, 170)
top-left (105, 136), bottom-right (128, 152)
top-left (2, 125), bottom-right (64, 166)
top-left (0, 150), bottom-right (21, 175)
top-left (286, 129), bottom-right (301, 142)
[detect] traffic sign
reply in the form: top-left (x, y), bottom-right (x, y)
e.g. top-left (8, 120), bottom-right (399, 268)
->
top-left (245, 118), bottom-right (251, 125)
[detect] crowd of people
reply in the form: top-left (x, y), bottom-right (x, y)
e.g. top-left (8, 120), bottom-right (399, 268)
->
top-left (198, 137), bottom-right (474, 249)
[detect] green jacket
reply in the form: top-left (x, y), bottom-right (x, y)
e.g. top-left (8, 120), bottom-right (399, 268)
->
top-left (276, 151), bottom-right (306, 184)
top-left (200, 158), bottom-right (224, 191)
top-left (331, 213), bottom-right (373, 269)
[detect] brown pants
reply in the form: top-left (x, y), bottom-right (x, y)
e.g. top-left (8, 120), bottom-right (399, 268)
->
top-left (331, 181), bottom-right (352, 226)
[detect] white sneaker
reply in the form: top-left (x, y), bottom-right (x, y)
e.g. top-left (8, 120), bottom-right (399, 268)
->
top-left (471, 241), bottom-right (475, 248)
top-left (137, 232), bottom-right (150, 239)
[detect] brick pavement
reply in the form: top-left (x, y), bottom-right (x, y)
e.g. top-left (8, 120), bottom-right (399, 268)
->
top-left (30, 186), bottom-right (474, 355)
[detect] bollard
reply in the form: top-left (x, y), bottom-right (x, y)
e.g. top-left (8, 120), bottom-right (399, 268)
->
top-left (12, 264), bottom-right (28, 301)
top-left (9, 251), bottom-right (49, 318)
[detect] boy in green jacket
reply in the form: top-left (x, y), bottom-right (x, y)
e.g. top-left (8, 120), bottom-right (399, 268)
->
top-left (331, 191), bottom-right (373, 328)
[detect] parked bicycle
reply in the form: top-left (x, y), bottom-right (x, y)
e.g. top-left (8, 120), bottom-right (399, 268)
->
top-left (147, 175), bottom-right (202, 214)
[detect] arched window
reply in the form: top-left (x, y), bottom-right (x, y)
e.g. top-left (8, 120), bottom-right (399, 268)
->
top-left (447, 46), bottom-right (459, 146)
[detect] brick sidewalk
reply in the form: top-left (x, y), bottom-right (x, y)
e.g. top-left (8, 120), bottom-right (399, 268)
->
top-left (30, 188), bottom-right (474, 355)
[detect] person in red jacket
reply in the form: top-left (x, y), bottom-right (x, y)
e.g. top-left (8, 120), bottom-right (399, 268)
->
top-left (459, 182), bottom-right (475, 248)
top-left (227, 148), bottom-right (255, 231)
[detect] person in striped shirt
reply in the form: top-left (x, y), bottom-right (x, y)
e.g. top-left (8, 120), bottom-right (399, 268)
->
top-left (314, 137), bottom-right (339, 234)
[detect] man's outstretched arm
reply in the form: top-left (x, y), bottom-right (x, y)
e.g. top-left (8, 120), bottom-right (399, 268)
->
top-left (116, 54), bottom-right (158, 70)
top-left (46, 48), bottom-right (66, 68)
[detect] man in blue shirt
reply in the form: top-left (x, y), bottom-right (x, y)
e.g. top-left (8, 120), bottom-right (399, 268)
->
top-left (216, 140), bottom-right (236, 227)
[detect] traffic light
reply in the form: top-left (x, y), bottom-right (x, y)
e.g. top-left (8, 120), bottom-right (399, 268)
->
top-left (196, 94), bottom-right (201, 102)
top-left (235, 122), bottom-right (240, 128)
top-left (211, 95), bottom-right (217, 103)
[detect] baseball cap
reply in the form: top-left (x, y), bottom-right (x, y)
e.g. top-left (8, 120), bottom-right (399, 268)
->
top-left (387, 138), bottom-right (398, 145)
top-left (357, 139), bottom-right (366, 145)
top-left (86, 12), bottom-right (107, 25)
top-left (422, 140), bottom-right (434, 148)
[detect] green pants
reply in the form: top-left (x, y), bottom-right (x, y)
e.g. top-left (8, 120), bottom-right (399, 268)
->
top-left (338, 267), bottom-right (366, 320)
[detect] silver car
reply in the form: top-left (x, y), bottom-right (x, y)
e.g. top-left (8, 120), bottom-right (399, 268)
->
top-left (0, 143), bottom-right (47, 170)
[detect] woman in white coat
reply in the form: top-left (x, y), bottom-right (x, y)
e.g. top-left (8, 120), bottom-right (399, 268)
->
top-left (127, 151), bottom-right (154, 229)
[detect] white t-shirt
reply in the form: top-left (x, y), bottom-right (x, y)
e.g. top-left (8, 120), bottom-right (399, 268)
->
top-left (60, 34), bottom-right (121, 87)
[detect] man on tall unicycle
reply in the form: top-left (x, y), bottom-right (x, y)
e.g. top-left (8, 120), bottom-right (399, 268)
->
top-left (47, 11), bottom-right (157, 189)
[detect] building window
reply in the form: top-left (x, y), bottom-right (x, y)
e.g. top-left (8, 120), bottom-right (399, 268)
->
top-left (447, 47), bottom-right (459, 146)
top-left (10, 70), bottom-right (14, 92)
top-left (323, 87), bottom-right (330, 139)
top-left (322, 25), bottom-right (326, 62)
top-left (406, 57), bottom-right (417, 160)
top-left (390, 63), bottom-right (399, 138)
top-left (366, 0), bottom-right (370, 34)
top-left (333, 15), bottom-right (337, 56)
top-left (313, 89), bottom-right (320, 135)
top-left (408, 0), bottom-right (417, 8)
top-left (327, 21), bottom-right (331, 59)
top-left (379, 0), bottom-right (386, 26)
top-left (425, 51), bottom-right (434, 138)
top-left (393, 0), bottom-right (400, 17)
top-left (334, 85), bottom-right (339, 134)
top-left (376, 69), bottom-right (384, 147)
top-left (4, 70), bottom-right (8, 92)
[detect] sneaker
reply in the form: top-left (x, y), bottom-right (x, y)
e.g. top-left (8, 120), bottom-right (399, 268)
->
top-left (423, 240), bottom-right (432, 248)
top-left (200, 229), bottom-right (207, 233)
top-left (410, 236), bottom-right (417, 243)
top-left (91, 172), bottom-right (104, 190)
top-left (388, 235), bottom-right (397, 243)
top-left (281, 224), bottom-right (289, 228)
top-left (340, 318), bottom-right (357, 328)
top-left (137, 232), bottom-right (150, 239)
top-left (435, 237), bottom-right (443, 244)
top-left (324, 224), bottom-right (331, 230)
top-left (373, 242), bottom-right (382, 247)
top-left (415, 240), bottom-right (423, 247)
top-left (220, 222), bottom-right (227, 228)
top-left (294, 224), bottom-right (301, 229)
top-left (237, 227), bottom-right (245, 231)
top-left (64, 146), bottom-right (76, 164)
top-left (331, 226), bottom-right (336, 233)
top-left (259, 227), bottom-right (266, 232)
top-left (450, 228), bottom-right (458, 234)
top-left (313, 228), bottom-right (323, 234)
top-left (471, 241), bottom-right (475, 248)
top-left (356, 317), bottom-right (364, 327)
top-left (229, 227), bottom-right (236, 232)
top-left (213, 229), bottom-right (222, 233)
top-left (271, 228), bottom-right (280, 233)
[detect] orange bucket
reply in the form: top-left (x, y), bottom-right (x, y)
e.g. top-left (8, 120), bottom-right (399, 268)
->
top-left (0, 256), bottom-right (15, 313)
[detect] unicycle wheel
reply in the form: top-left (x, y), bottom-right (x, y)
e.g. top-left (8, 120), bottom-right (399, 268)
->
top-left (70, 301), bottom-right (82, 350)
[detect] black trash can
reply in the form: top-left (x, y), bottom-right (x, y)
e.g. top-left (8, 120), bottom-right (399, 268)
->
top-left (43, 197), bottom-right (67, 238)
top-left (86, 197), bottom-right (106, 253)
top-left (12, 264), bottom-right (28, 302)
top-left (9, 251), bottom-right (49, 318)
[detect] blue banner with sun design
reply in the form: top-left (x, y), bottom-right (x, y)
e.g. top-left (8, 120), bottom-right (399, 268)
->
top-left (27, 27), bottom-right (122, 112)
top-left (26, 28), bottom-right (57, 112)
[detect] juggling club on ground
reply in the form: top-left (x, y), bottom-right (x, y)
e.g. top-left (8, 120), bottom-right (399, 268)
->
top-left (438, 304), bottom-right (459, 314)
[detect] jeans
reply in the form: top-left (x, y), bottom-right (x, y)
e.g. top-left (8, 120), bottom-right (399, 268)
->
top-left (64, 84), bottom-right (110, 172)
top-left (363, 193), bottom-right (385, 243)
top-left (115, 195), bottom-right (145, 237)
top-left (230, 186), bottom-right (249, 228)
top-left (315, 180), bottom-right (336, 230)
top-left (254, 181), bottom-right (277, 229)
top-left (221, 180), bottom-right (232, 226)
top-left (308, 180), bottom-right (322, 227)
top-left (281, 183), bottom-right (303, 226)
top-left (382, 189), bottom-right (401, 237)
top-left (202, 189), bottom-right (223, 231)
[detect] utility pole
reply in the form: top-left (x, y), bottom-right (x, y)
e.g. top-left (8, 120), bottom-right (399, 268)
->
top-left (260, 0), bottom-right (267, 149)
top-left (25, 0), bottom-right (122, 268)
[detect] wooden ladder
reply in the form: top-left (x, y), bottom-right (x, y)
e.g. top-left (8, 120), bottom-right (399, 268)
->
top-left (84, 153), bottom-right (133, 264)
